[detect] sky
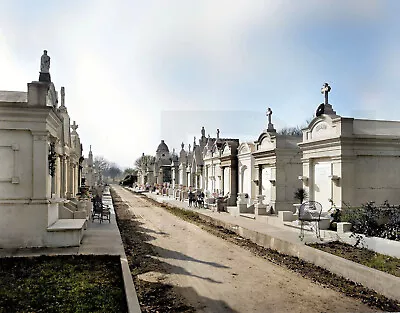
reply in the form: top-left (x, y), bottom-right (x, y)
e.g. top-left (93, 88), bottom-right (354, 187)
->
top-left (1, 0), bottom-right (400, 168)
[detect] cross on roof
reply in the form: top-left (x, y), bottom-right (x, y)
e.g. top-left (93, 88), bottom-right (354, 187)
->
top-left (71, 121), bottom-right (78, 132)
top-left (321, 83), bottom-right (331, 105)
top-left (266, 107), bottom-right (272, 124)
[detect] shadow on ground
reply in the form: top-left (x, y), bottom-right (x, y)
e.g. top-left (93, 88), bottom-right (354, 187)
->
top-left (111, 188), bottom-right (239, 313)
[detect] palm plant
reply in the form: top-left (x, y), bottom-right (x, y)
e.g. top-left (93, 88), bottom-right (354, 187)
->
top-left (294, 188), bottom-right (308, 204)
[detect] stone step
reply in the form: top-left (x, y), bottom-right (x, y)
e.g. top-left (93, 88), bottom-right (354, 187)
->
top-left (46, 219), bottom-right (86, 247)
top-left (240, 213), bottom-right (256, 220)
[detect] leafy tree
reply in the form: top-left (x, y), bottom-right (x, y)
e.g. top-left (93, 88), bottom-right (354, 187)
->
top-left (123, 167), bottom-right (137, 176)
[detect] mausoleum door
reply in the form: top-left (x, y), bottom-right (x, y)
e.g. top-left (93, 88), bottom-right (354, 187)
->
top-left (313, 161), bottom-right (332, 211)
top-left (262, 167), bottom-right (272, 204)
top-left (223, 167), bottom-right (230, 195)
top-left (242, 167), bottom-right (250, 196)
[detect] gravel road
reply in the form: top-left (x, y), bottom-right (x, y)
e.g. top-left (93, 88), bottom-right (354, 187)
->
top-left (114, 186), bottom-right (377, 313)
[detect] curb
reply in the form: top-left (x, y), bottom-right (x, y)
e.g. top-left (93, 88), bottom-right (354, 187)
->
top-left (120, 255), bottom-right (142, 313)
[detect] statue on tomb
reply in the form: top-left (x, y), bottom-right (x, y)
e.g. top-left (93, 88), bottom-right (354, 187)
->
top-left (201, 126), bottom-right (206, 137)
top-left (266, 108), bottom-right (272, 125)
top-left (40, 50), bottom-right (50, 73)
top-left (60, 87), bottom-right (65, 107)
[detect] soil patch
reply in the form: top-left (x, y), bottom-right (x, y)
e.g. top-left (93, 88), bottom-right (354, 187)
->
top-left (308, 241), bottom-right (400, 277)
top-left (110, 189), bottom-right (195, 313)
top-left (0, 255), bottom-right (127, 313)
top-left (140, 193), bottom-right (400, 312)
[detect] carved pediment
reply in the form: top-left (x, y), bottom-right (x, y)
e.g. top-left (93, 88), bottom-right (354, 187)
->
top-left (238, 142), bottom-right (255, 155)
top-left (222, 144), bottom-right (231, 156)
top-left (311, 120), bottom-right (333, 139)
top-left (259, 136), bottom-right (275, 151)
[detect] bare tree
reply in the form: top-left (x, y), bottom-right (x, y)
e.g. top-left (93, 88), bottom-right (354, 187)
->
top-left (134, 155), bottom-right (155, 169)
top-left (277, 117), bottom-right (314, 136)
top-left (106, 164), bottom-right (122, 181)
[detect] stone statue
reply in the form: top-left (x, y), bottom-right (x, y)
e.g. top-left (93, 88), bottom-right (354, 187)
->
top-left (193, 136), bottom-right (196, 147)
top-left (266, 108), bottom-right (272, 125)
top-left (60, 87), bottom-right (65, 107)
top-left (216, 129), bottom-right (220, 139)
top-left (40, 50), bottom-right (50, 73)
top-left (181, 142), bottom-right (184, 150)
top-left (201, 126), bottom-right (206, 137)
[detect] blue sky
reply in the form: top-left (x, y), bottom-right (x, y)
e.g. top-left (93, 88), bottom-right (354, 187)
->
top-left (1, 0), bottom-right (399, 168)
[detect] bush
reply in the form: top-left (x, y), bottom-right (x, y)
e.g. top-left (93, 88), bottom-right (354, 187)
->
top-left (341, 201), bottom-right (400, 241)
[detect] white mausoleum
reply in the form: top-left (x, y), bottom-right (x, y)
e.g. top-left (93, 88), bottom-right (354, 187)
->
top-left (300, 83), bottom-right (400, 210)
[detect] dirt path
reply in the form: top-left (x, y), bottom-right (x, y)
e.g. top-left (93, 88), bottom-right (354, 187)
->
top-left (114, 186), bottom-right (377, 313)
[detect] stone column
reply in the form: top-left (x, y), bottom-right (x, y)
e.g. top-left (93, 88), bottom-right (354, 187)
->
top-left (258, 165), bottom-right (263, 195)
top-left (65, 157), bottom-right (72, 199)
top-left (56, 155), bottom-right (61, 198)
top-left (229, 164), bottom-right (238, 206)
top-left (32, 132), bottom-right (50, 200)
top-left (220, 166), bottom-right (225, 195)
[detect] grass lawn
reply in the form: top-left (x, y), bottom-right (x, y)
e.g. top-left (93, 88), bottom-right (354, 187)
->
top-left (0, 254), bottom-right (127, 313)
top-left (308, 241), bottom-right (400, 277)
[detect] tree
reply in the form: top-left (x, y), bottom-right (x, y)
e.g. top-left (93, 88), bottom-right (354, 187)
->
top-left (134, 155), bottom-right (155, 169)
top-left (106, 164), bottom-right (122, 180)
top-left (94, 156), bottom-right (110, 174)
top-left (123, 167), bottom-right (137, 176)
top-left (277, 117), bottom-right (314, 136)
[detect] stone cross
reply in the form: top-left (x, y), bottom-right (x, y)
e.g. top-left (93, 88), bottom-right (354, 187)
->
top-left (266, 107), bottom-right (276, 132)
top-left (71, 121), bottom-right (78, 132)
top-left (61, 87), bottom-right (65, 107)
top-left (321, 83), bottom-right (331, 105)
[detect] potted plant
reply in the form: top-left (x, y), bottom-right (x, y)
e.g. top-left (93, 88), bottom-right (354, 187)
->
top-left (294, 188), bottom-right (308, 204)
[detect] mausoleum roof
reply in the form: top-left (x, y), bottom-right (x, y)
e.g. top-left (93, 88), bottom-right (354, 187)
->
top-left (156, 140), bottom-right (169, 153)
top-left (0, 91), bottom-right (27, 103)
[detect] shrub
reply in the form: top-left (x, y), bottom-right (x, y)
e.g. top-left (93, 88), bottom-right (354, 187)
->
top-left (342, 201), bottom-right (400, 242)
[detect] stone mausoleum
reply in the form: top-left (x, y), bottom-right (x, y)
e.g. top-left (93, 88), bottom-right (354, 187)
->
top-left (0, 51), bottom-right (90, 248)
top-left (300, 83), bottom-right (400, 210)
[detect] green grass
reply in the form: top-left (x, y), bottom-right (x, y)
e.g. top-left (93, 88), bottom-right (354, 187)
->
top-left (0, 255), bottom-right (127, 313)
top-left (309, 241), bottom-right (400, 278)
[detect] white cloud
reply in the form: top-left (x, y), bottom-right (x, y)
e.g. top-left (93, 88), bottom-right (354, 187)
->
top-left (0, 0), bottom-right (394, 168)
